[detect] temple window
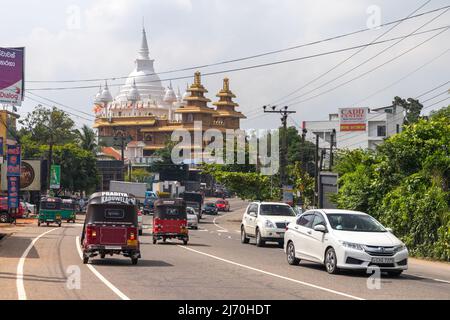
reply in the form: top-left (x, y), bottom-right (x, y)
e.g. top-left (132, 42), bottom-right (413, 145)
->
top-left (187, 113), bottom-right (194, 122)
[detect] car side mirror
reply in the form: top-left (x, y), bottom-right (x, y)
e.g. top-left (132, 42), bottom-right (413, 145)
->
top-left (314, 224), bottom-right (327, 233)
top-left (386, 227), bottom-right (393, 233)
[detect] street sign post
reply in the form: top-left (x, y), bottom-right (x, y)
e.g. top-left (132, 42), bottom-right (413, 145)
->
top-left (50, 165), bottom-right (61, 189)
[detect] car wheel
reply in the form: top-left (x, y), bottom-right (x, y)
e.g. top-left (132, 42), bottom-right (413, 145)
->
top-left (152, 237), bottom-right (157, 244)
top-left (255, 229), bottom-right (265, 247)
top-left (83, 255), bottom-right (89, 264)
top-left (241, 226), bottom-right (249, 244)
top-left (100, 253), bottom-right (105, 259)
top-left (325, 248), bottom-right (339, 274)
top-left (183, 239), bottom-right (188, 245)
top-left (387, 270), bottom-right (403, 277)
top-left (0, 214), bottom-right (8, 223)
top-left (286, 241), bottom-right (300, 265)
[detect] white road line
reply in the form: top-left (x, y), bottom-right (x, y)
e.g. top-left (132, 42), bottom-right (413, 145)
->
top-left (408, 273), bottom-right (450, 284)
top-left (17, 227), bottom-right (59, 300)
top-left (177, 245), bottom-right (365, 300)
top-left (75, 236), bottom-right (130, 300)
top-left (213, 213), bottom-right (231, 233)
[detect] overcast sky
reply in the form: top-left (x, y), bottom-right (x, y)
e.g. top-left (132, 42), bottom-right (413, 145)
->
top-left (2, 0), bottom-right (449, 129)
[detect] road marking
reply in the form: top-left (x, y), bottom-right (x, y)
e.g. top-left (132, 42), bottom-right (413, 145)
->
top-left (177, 245), bottom-right (365, 300)
top-left (408, 273), bottom-right (450, 284)
top-left (17, 227), bottom-right (59, 300)
top-left (213, 213), bottom-right (231, 233)
top-left (75, 236), bottom-right (130, 300)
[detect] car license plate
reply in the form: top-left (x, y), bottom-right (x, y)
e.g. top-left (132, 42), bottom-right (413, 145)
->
top-left (127, 240), bottom-right (138, 247)
top-left (105, 246), bottom-right (121, 250)
top-left (371, 257), bottom-right (394, 264)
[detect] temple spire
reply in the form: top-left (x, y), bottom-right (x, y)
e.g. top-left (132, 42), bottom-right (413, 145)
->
top-left (138, 27), bottom-right (150, 60)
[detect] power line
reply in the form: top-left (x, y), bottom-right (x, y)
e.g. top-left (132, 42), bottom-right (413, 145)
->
top-left (270, 0), bottom-right (432, 106)
top-left (25, 26), bottom-right (449, 92)
top-left (283, 8), bottom-right (450, 107)
top-left (421, 89), bottom-right (450, 103)
top-left (25, 95), bottom-right (94, 123)
top-left (24, 5), bottom-right (450, 85)
top-left (26, 91), bottom-right (95, 119)
top-left (286, 27), bottom-right (449, 108)
top-left (416, 80), bottom-right (450, 98)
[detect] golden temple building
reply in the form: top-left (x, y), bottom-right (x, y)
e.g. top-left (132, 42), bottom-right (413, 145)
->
top-left (93, 28), bottom-right (245, 163)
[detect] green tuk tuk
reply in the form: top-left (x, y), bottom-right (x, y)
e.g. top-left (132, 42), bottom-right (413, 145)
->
top-left (38, 197), bottom-right (62, 227)
top-left (61, 198), bottom-right (76, 223)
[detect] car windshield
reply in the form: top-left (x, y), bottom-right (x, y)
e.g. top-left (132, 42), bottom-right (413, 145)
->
top-left (326, 213), bottom-right (386, 232)
top-left (260, 204), bottom-right (296, 216)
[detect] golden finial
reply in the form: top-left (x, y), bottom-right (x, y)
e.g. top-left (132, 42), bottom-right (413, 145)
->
top-left (223, 78), bottom-right (230, 91)
top-left (194, 71), bottom-right (201, 86)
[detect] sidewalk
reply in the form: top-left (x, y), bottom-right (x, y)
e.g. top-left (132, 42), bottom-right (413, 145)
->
top-left (0, 218), bottom-right (36, 241)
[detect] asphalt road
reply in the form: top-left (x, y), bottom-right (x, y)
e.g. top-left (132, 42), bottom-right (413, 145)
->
top-left (0, 197), bottom-right (449, 300)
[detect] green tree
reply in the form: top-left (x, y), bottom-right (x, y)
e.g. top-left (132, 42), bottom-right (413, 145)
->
top-left (126, 168), bottom-right (152, 183)
top-left (392, 96), bottom-right (423, 125)
top-left (19, 105), bottom-right (76, 187)
top-left (76, 124), bottom-right (98, 153)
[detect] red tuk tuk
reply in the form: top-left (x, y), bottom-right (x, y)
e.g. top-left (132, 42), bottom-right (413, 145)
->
top-left (80, 192), bottom-right (141, 265)
top-left (152, 198), bottom-right (188, 245)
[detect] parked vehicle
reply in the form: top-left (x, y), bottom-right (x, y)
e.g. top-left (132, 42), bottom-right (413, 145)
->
top-left (284, 209), bottom-right (408, 276)
top-left (38, 197), bottom-right (62, 227)
top-left (215, 199), bottom-right (230, 212)
top-left (181, 192), bottom-right (203, 220)
top-left (61, 198), bottom-right (77, 223)
top-left (137, 209), bottom-right (144, 235)
top-left (203, 202), bottom-right (218, 215)
top-left (80, 192), bottom-right (141, 265)
top-left (152, 199), bottom-right (188, 245)
top-left (143, 191), bottom-right (158, 214)
top-left (187, 207), bottom-right (199, 229)
top-left (241, 202), bottom-right (297, 247)
top-left (0, 197), bottom-right (11, 223)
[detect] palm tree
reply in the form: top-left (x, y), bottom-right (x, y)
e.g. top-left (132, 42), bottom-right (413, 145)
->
top-left (76, 124), bottom-right (98, 153)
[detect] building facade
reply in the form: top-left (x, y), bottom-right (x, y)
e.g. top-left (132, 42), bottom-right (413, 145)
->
top-left (93, 28), bottom-right (245, 163)
top-left (303, 105), bottom-right (405, 151)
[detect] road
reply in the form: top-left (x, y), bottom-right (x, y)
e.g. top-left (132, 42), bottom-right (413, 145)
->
top-left (0, 197), bottom-right (449, 300)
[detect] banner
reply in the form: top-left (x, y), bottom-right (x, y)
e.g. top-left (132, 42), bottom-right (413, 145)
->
top-left (50, 164), bottom-right (61, 189)
top-left (339, 107), bottom-right (369, 132)
top-left (7, 144), bottom-right (21, 177)
top-left (0, 47), bottom-right (25, 106)
top-left (7, 176), bottom-right (19, 208)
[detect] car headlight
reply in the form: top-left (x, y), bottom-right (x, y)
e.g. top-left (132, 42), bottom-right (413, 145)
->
top-left (393, 244), bottom-right (407, 253)
top-left (339, 241), bottom-right (365, 251)
top-left (265, 220), bottom-right (275, 228)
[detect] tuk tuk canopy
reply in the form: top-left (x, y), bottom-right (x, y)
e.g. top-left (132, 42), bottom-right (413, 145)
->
top-left (85, 192), bottom-right (138, 225)
top-left (61, 199), bottom-right (76, 210)
top-left (40, 197), bottom-right (62, 210)
top-left (154, 199), bottom-right (187, 219)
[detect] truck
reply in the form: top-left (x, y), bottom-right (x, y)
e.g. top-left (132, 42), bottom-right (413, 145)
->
top-left (181, 192), bottom-right (204, 220)
top-left (109, 181), bottom-right (147, 204)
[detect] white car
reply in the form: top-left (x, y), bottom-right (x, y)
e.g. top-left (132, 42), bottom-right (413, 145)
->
top-left (187, 207), bottom-right (199, 229)
top-left (241, 202), bottom-right (297, 247)
top-left (284, 209), bottom-right (408, 276)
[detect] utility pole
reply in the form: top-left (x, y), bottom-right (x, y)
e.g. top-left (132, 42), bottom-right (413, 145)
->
top-left (314, 133), bottom-right (319, 208)
top-left (114, 131), bottom-right (127, 182)
top-left (263, 105), bottom-right (296, 187)
top-left (329, 129), bottom-right (336, 171)
top-left (301, 128), bottom-right (307, 172)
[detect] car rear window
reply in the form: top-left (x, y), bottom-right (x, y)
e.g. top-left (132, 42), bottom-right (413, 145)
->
top-left (105, 209), bottom-right (125, 219)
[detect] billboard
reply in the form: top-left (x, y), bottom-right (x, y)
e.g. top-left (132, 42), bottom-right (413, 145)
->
top-left (7, 176), bottom-right (19, 208)
top-left (6, 144), bottom-right (21, 176)
top-left (339, 107), bottom-right (368, 132)
top-left (0, 47), bottom-right (25, 106)
top-left (1, 159), bottom-right (42, 191)
top-left (50, 164), bottom-right (61, 189)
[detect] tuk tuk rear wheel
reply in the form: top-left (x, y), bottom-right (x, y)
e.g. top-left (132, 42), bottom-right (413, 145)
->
top-left (46, 222), bottom-right (49, 226)
top-left (83, 256), bottom-right (89, 264)
top-left (100, 253), bottom-right (105, 259)
top-left (183, 239), bottom-right (188, 245)
top-left (152, 237), bottom-right (157, 244)
top-left (37, 221), bottom-right (41, 226)
top-left (131, 257), bottom-right (138, 265)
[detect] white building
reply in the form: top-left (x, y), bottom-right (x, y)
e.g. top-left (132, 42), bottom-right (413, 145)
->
top-left (303, 105), bottom-right (405, 150)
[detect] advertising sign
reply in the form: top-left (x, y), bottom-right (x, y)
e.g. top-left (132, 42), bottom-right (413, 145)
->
top-left (0, 47), bottom-right (25, 106)
top-left (1, 159), bottom-right (41, 191)
top-left (7, 176), bottom-right (19, 208)
top-left (7, 144), bottom-right (21, 176)
top-left (282, 185), bottom-right (294, 206)
top-left (50, 164), bottom-right (61, 189)
top-left (339, 107), bottom-right (368, 132)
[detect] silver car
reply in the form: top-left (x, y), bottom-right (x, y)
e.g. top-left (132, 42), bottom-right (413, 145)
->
top-left (187, 207), bottom-right (199, 229)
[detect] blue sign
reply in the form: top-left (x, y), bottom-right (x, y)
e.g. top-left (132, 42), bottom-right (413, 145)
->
top-left (7, 176), bottom-right (20, 208)
top-left (7, 144), bottom-right (21, 177)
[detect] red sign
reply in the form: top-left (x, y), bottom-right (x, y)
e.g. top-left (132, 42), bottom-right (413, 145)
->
top-left (339, 107), bottom-right (368, 132)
